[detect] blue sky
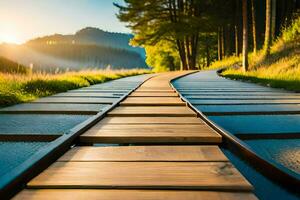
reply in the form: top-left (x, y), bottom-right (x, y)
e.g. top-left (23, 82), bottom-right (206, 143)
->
top-left (0, 0), bottom-right (129, 44)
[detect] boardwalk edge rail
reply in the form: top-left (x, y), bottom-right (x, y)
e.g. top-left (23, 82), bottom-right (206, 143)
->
top-left (0, 74), bottom-right (154, 199)
top-left (170, 70), bottom-right (300, 192)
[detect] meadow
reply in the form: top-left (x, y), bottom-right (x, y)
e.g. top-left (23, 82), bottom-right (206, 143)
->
top-left (208, 16), bottom-right (300, 92)
top-left (0, 69), bottom-right (150, 107)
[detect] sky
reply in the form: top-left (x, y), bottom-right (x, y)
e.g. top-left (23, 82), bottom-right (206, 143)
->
top-left (0, 0), bottom-right (129, 44)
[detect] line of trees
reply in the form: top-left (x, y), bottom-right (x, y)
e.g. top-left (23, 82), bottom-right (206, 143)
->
top-left (115, 0), bottom-right (300, 71)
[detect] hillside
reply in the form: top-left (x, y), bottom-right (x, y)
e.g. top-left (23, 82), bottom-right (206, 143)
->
top-left (211, 16), bottom-right (300, 91)
top-left (0, 56), bottom-right (28, 74)
top-left (27, 27), bottom-right (145, 58)
top-left (0, 28), bottom-right (147, 71)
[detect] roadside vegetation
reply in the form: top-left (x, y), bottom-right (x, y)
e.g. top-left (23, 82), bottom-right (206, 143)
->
top-left (0, 69), bottom-right (149, 107)
top-left (211, 15), bottom-right (300, 91)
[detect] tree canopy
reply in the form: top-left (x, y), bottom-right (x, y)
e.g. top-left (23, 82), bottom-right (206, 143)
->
top-left (115, 0), bottom-right (300, 71)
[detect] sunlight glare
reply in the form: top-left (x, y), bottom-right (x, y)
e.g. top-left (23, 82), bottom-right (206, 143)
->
top-left (0, 33), bottom-right (21, 44)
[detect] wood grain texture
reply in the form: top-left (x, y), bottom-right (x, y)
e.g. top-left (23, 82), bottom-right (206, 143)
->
top-left (130, 92), bottom-right (178, 97)
top-left (58, 146), bottom-right (228, 162)
top-left (99, 117), bottom-right (204, 124)
top-left (13, 71), bottom-right (257, 199)
top-left (88, 124), bottom-right (211, 130)
top-left (80, 124), bottom-right (221, 144)
top-left (133, 90), bottom-right (175, 93)
top-left (14, 189), bottom-right (257, 200)
top-left (107, 106), bottom-right (196, 117)
top-left (27, 162), bottom-right (252, 191)
top-left (120, 97), bottom-right (186, 106)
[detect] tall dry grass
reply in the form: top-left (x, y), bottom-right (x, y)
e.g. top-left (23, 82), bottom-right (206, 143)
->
top-left (0, 69), bottom-right (150, 107)
top-left (208, 15), bottom-right (300, 91)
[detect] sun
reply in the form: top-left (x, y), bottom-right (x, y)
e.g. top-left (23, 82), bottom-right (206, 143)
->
top-left (0, 33), bottom-right (22, 44)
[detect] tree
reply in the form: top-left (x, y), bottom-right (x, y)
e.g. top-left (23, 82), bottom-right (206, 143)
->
top-left (251, 0), bottom-right (257, 54)
top-left (271, 0), bottom-right (277, 41)
top-left (115, 0), bottom-right (204, 70)
top-left (145, 40), bottom-right (180, 71)
top-left (264, 0), bottom-right (272, 56)
top-left (242, 0), bottom-right (249, 71)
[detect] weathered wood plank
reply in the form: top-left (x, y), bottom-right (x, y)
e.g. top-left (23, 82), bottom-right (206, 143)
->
top-left (14, 189), bottom-right (257, 200)
top-left (27, 162), bottom-right (252, 191)
top-left (120, 97), bottom-right (185, 106)
top-left (99, 117), bottom-right (203, 124)
top-left (53, 93), bottom-right (121, 98)
top-left (107, 106), bottom-right (196, 117)
top-left (58, 146), bottom-right (228, 162)
top-left (89, 124), bottom-right (212, 130)
top-left (33, 97), bottom-right (115, 104)
top-left (80, 124), bottom-right (221, 144)
top-left (134, 90), bottom-right (175, 93)
top-left (130, 92), bottom-right (178, 97)
top-left (0, 103), bottom-right (103, 115)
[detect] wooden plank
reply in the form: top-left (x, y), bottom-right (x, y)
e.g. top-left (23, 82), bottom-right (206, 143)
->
top-left (130, 92), bottom-right (178, 97)
top-left (0, 134), bottom-right (59, 142)
top-left (107, 106), bottom-right (196, 117)
top-left (134, 90), bottom-right (175, 93)
top-left (33, 97), bottom-right (115, 104)
top-left (53, 93), bottom-right (121, 98)
top-left (120, 97), bottom-right (185, 106)
top-left (80, 124), bottom-right (221, 144)
top-left (58, 146), bottom-right (228, 162)
top-left (14, 189), bottom-right (257, 200)
top-left (186, 95), bottom-right (300, 100)
top-left (99, 117), bottom-right (203, 124)
top-left (89, 124), bottom-right (212, 130)
top-left (0, 103), bottom-right (103, 115)
top-left (27, 162), bottom-right (252, 191)
top-left (190, 99), bottom-right (300, 105)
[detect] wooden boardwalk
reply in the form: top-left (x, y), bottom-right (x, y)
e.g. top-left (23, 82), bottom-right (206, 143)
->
top-left (14, 72), bottom-right (257, 199)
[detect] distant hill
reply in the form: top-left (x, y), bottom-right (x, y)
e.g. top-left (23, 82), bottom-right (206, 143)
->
top-left (27, 27), bottom-right (146, 58)
top-left (0, 28), bottom-right (147, 71)
top-left (0, 56), bottom-right (28, 74)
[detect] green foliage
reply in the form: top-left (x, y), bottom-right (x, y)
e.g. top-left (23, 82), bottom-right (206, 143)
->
top-left (281, 16), bottom-right (300, 43)
top-left (0, 56), bottom-right (29, 74)
top-left (219, 16), bottom-right (300, 92)
top-left (145, 41), bottom-right (180, 72)
top-left (0, 69), bottom-right (150, 107)
top-left (115, 0), bottom-right (229, 70)
top-left (272, 15), bottom-right (300, 52)
top-left (207, 56), bottom-right (242, 70)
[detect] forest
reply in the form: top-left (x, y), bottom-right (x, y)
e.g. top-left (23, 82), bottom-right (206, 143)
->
top-left (115, 0), bottom-right (300, 72)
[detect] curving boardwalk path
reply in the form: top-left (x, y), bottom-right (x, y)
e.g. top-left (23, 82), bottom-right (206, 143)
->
top-left (13, 72), bottom-right (256, 199)
top-left (0, 74), bottom-right (151, 198)
top-left (172, 70), bottom-right (300, 200)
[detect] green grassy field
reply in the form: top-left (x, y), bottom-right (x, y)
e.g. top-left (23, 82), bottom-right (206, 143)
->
top-left (209, 16), bottom-right (300, 92)
top-left (0, 69), bottom-right (150, 107)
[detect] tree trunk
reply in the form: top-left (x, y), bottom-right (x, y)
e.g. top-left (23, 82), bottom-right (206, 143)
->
top-left (264, 0), bottom-right (271, 56)
top-left (242, 0), bottom-right (249, 71)
top-left (221, 27), bottom-right (225, 59)
top-left (190, 34), bottom-right (198, 70)
top-left (185, 37), bottom-right (191, 70)
top-left (271, 0), bottom-right (276, 41)
top-left (235, 26), bottom-right (239, 56)
top-left (176, 40), bottom-right (188, 70)
top-left (205, 35), bottom-right (210, 67)
top-left (218, 28), bottom-right (222, 60)
top-left (251, 0), bottom-right (257, 54)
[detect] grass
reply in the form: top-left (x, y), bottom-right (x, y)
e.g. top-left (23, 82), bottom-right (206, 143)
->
top-left (0, 56), bottom-right (29, 74)
top-left (209, 16), bottom-right (300, 92)
top-left (0, 69), bottom-right (150, 107)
